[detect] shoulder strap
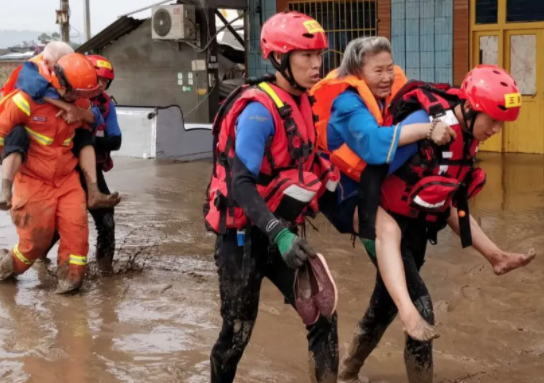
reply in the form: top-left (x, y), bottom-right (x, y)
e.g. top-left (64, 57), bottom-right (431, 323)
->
top-left (257, 82), bottom-right (311, 173)
top-left (389, 80), bottom-right (460, 123)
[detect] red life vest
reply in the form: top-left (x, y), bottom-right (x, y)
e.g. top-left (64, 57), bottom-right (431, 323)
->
top-left (381, 81), bottom-right (487, 247)
top-left (205, 76), bottom-right (339, 234)
top-left (92, 92), bottom-right (114, 172)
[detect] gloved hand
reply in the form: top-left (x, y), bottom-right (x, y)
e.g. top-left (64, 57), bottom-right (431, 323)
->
top-left (360, 237), bottom-right (376, 259)
top-left (274, 228), bottom-right (316, 269)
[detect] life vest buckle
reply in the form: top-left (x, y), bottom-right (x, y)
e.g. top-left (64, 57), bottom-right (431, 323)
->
top-left (278, 105), bottom-right (293, 119)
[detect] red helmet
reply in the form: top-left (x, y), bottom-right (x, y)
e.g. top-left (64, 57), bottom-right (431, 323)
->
top-left (51, 53), bottom-right (101, 99)
top-left (87, 55), bottom-right (115, 80)
top-left (459, 65), bottom-right (521, 122)
top-left (261, 12), bottom-right (328, 59)
top-left (87, 55), bottom-right (114, 90)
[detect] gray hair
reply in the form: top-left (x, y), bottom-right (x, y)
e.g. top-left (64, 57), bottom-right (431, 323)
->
top-left (337, 37), bottom-right (393, 78)
top-left (43, 41), bottom-right (74, 64)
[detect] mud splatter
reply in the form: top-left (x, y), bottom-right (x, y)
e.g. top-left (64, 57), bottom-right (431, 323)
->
top-left (0, 153), bottom-right (541, 383)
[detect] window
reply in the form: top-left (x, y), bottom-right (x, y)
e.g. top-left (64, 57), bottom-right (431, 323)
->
top-left (510, 34), bottom-right (536, 95)
top-left (479, 35), bottom-right (499, 65)
top-left (507, 0), bottom-right (544, 23)
top-left (476, 0), bottom-right (498, 24)
top-left (288, 1), bottom-right (377, 76)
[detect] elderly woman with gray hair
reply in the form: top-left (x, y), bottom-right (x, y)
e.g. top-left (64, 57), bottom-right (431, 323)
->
top-left (312, 36), bottom-right (454, 382)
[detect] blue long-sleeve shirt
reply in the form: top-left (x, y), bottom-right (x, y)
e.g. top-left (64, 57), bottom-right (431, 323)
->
top-left (328, 88), bottom-right (429, 201)
top-left (233, 92), bottom-right (428, 196)
top-left (235, 101), bottom-right (275, 178)
top-left (103, 100), bottom-right (121, 137)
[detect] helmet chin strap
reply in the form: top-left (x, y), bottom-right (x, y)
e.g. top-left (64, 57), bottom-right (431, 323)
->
top-left (460, 100), bottom-right (477, 136)
top-left (269, 53), bottom-right (307, 92)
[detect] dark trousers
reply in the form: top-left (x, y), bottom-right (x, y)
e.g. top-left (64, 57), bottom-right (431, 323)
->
top-left (345, 216), bottom-right (434, 383)
top-left (210, 228), bottom-right (339, 383)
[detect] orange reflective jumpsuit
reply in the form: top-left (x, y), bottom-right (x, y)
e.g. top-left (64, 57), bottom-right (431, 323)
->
top-left (0, 90), bottom-right (89, 283)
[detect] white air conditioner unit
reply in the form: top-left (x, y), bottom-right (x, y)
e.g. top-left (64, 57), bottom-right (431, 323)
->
top-left (152, 4), bottom-right (196, 41)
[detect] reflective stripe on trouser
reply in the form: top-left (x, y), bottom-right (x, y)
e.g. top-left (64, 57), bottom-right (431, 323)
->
top-left (11, 171), bottom-right (89, 277)
top-left (69, 254), bottom-right (87, 266)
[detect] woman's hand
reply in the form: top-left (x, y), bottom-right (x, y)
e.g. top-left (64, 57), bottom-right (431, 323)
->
top-left (430, 121), bottom-right (457, 146)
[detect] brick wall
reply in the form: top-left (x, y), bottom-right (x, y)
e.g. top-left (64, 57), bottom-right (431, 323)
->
top-left (377, 0), bottom-right (391, 40)
top-left (276, 0), bottom-right (288, 11)
top-left (453, 0), bottom-right (469, 85)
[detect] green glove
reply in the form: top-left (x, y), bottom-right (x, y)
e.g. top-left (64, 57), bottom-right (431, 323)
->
top-left (360, 237), bottom-right (376, 259)
top-left (274, 228), bottom-right (316, 269)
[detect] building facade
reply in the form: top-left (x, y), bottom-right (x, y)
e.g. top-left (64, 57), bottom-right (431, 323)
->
top-left (247, 0), bottom-right (544, 154)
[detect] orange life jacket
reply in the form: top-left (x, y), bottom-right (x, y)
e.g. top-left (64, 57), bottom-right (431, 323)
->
top-left (0, 54), bottom-right (51, 113)
top-left (310, 66), bottom-right (408, 181)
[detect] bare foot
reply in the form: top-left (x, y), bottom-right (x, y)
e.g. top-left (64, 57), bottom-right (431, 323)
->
top-left (400, 311), bottom-right (440, 342)
top-left (88, 191), bottom-right (121, 210)
top-left (492, 249), bottom-right (536, 275)
top-left (0, 180), bottom-right (13, 211)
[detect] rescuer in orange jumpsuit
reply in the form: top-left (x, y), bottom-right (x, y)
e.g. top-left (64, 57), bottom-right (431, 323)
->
top-left (0, 53), bottom-right (102, 294)
top-left (0, 41), bottom-right (120, 211)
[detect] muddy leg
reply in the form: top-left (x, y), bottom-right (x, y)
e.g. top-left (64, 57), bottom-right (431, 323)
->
top-left (339, 275), bottom-right (397, 382)
top-left (210, 231), bottom-right (265, 383)
top-left (92, 208), bottom-right (115, 274)
top-left (0, 155), bottom-right (21, 211)
top-left (401, 229), bottom-right (435, 383)
top-left (89, 169), bottom-right (115, 274)
top-left (0, 125), bottom-right (29, 211)
top-left (79, 146), bottom-right (120, 209)
top-left (266, 247), bottom-right (339, 383)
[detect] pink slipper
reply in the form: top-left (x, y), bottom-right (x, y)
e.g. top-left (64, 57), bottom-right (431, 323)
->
top-left (307, 253), bottom-right (338, 317)
top-left (294, 263), bottom-right (320, 325)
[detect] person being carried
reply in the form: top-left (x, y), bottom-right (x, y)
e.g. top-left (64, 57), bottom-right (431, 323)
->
top-left (0, 41), bottom-right (120, 211)
top-left (337, 65), bottom-right (536, 383)
top-left (312, 37), bottom-right (454, 342)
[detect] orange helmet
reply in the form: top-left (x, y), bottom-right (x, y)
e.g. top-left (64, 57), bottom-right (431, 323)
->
top-left (51, 53), bottom-right (101, 99)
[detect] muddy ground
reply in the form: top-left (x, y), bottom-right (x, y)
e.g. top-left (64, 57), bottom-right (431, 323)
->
top-left (0, 152), bottom-right (542, 383)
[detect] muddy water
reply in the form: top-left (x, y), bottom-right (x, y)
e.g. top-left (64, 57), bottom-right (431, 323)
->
top-left (0, 153), bottom-right (542, 383)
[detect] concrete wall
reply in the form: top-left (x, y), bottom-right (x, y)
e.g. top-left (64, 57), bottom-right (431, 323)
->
top-left (102, 20), bottom-right (210, 123)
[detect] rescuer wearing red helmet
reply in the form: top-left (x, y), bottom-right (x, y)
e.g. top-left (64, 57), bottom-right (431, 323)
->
top-left (205, 12), bottom-right (339, 382)
top-left (338, 65), bottom-right (536, 383)
top-left (42, 54), bottom-right (122, 273)
top-left (0, 53), bottom-right (106, 294)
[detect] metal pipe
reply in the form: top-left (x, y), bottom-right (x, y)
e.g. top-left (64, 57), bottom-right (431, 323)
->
top-left (83, 0), bottom-right (91, 41)
top-left (61, 0), bottom-right (70, 43)
top-left (215, 10), bottom-right (245, 48)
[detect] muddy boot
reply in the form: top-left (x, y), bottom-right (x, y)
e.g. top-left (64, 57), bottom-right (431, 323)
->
top-left (0, 249), bottom-right (15, 280)
top-left (87, 183), bottom-right (121, 210)
top-left (339, 338), bottom-right (368, 383)
top-left (55, 264), bottom-right (84, 294)
top-left (97, 256), bottom-right (114, 275)
top-left (36, 255), bottom-right (51, 264)
top-left (0, 179), bottom-right (13, 211)
top-left (339, 320), bottom-right (390, 383)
